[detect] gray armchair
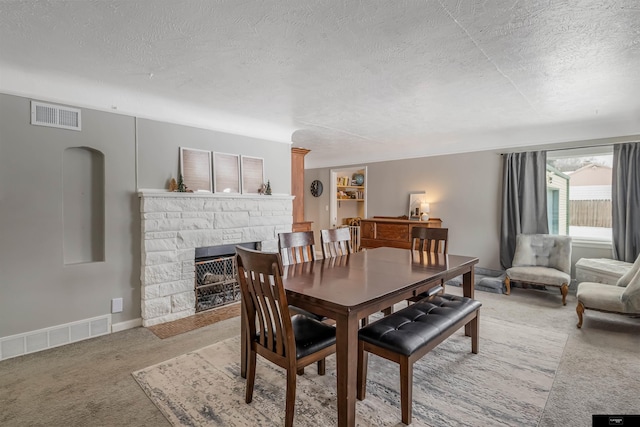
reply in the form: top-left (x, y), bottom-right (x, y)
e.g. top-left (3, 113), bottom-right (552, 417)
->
top-left (576, 254), bottom-right (640, 328)
top-left (505, 234), bottom-right (572, 305)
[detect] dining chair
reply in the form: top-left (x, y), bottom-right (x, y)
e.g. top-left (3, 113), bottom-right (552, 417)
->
top-left (407, 227), bottom-right (449, 304)
top-left (319, 227), bottom-right (367, 325)
top-left (411, 227), bottom-right (448, 254)
top-left (278, 231), bottom-right (327, 323)
top-left (319, 227), bottom-right (384, 325)
top-left (320, 227), bottom-right (353, 258)
top-left (278, 231), bottom-right (317, 265)
top-left (236, 246), bottom-right (336, 427)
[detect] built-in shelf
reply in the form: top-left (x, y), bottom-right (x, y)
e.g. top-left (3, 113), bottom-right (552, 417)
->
top-left (337, 183), bottom-right (365, 202)
top-left (333, 167), bottom-right (367, 227)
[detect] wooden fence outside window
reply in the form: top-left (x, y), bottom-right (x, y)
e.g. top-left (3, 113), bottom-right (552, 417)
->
top-left (569, 200), bottom-right (612, 227)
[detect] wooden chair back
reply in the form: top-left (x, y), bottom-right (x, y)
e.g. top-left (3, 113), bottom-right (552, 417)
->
top-left (236, 246), bottom-right (293, 360)
top-left (278, 231), bottom-right (317, 265)
top-left (411, 227), bottom-right (449, 253)
top-left (236, 245), bottom-right (336, 427)
top-left (320, 228), bottom-right (353, 258)
top-left (407, 228), bottom-right (448, 304)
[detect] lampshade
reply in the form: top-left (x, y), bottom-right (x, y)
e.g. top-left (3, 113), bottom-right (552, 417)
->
top-left (420, 202), bottom-right (430, 213)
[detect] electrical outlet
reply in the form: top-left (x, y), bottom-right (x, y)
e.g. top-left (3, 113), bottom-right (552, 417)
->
top-left (111, 298), bottom-right (123, 313)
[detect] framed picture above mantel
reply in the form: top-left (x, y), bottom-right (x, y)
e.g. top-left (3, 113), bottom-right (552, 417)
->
top-left (179, 147), bottom-right (212, 192)
top-left (241, 156), bottom-right (264, 194)
top-left (213, 152), bottom-right (240, 194)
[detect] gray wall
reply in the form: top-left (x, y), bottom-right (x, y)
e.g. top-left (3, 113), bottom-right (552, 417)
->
top-left (137, 118), bottom-right (290, 193)
top-left (1, 89), bottom-right (620, 339)
top-left (305, 151), bottom-right (503, 269)
top-left (0, 93), bottom-right (290, 337)
top-left (305, 150), bottom-right (614, 272)
top-left (0, 94), bottom-right (137, 336)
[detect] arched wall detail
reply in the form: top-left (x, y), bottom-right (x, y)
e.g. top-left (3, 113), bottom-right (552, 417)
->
top-left (63, 146), bottom-right (105, 264)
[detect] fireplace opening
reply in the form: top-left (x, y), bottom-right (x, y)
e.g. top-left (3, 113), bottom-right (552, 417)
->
top-left (194, 242), bottom-right (258, 312)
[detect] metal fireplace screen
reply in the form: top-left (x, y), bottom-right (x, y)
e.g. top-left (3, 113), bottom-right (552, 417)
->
top-left (195, 255), bottom-right (239, 312)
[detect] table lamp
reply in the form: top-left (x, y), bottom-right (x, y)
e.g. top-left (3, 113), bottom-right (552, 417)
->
top-left (420, 203), bottom-right (430, 221)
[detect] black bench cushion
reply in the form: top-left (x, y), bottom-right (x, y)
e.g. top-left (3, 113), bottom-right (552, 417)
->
top-left (358, 295), bottom-right (481, 356)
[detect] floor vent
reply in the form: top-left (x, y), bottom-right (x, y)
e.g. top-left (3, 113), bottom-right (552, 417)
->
top-left (31, 100), bottom-right (82, 131)
top-left (0, 314), bottom-right (111, 361)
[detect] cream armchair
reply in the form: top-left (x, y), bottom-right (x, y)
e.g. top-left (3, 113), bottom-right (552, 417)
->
top-left (504, 234), bottom-right (572, 305)
top-left (576, 254), bottom-right (640, 328)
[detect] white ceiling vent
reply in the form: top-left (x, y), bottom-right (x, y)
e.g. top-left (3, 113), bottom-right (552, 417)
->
top-left (31, 101), bottom-right (81, 131)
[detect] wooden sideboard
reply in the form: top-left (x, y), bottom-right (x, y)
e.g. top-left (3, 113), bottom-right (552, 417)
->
top-left (360, 217), bottom-right (443, 249)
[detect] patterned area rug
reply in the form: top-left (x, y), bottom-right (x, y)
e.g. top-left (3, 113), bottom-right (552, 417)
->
top-left (133, 317), bottom-right (567, 426)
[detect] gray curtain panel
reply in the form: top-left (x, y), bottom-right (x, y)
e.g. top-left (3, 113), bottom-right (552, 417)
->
top-left (612, 142), bottom-right (640, 262)
top-left (500, 151), bottom-right (549, 269)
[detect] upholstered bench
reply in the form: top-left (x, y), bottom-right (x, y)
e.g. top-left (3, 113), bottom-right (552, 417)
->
top-left (575, 258), bottom-right (632, 286)
top-left (357, 294), bottom-right (482, 425)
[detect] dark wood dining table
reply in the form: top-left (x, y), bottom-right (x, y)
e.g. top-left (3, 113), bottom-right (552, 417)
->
top-left (240, 247), bottom-right (478, 427)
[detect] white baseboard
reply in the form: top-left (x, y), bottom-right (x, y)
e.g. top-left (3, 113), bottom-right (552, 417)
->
top-left (0, 314), bottom-right (112, 361)
top-left (112, 317), bottom-right (142, 333)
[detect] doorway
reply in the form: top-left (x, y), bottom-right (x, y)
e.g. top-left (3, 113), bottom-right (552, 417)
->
top-left (329, 166), bottom-right (368, 228)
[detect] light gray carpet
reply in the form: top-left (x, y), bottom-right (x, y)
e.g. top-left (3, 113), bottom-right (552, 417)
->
top-left (2, 287), bottom-right (639, 426)
top-left (132, 317), bottom-right (567, 426)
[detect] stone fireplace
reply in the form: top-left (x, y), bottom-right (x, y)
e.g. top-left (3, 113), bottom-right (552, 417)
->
top-left (138, 191), bottom-right (294, 327)
top-left (193, 241), bottom-right (257, 312)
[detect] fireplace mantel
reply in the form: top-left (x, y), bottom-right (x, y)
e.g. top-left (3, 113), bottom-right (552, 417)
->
top-left (138, 190), bottom-right (294, 326)
top-left (138, 189), bottom-right (294, 200)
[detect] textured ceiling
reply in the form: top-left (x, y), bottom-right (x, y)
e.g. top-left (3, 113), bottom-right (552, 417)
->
top-left (1, 0), bottom-right (640, 168)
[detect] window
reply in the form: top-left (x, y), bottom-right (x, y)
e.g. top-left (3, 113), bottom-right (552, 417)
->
top-left (546, 147), bottom-right (613, 241)
top-left (547, 187), bottom-right (559, 235)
